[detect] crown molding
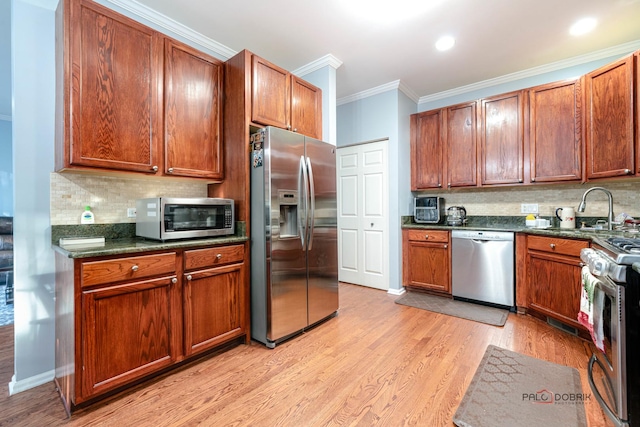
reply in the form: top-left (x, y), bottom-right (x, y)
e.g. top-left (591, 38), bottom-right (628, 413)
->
top-left (0, 114), bottom-right (11, 122)
top-left (98, 0), bottom-right (237, 59)
top-left (293, 54), bottom-right (343, 77)
top-left (418, 39), bottom-right (640, 105)
top-left (337, 79), bottom-right (419, 106)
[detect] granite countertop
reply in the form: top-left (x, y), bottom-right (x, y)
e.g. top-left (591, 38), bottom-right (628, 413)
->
top-left (52, 221), bottom-right (249, 259)
top-left (401, 216), bottom-right (640, 241)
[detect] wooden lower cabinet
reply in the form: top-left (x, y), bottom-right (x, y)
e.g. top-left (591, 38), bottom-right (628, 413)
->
top-left (55, 242), bottom-right (248, 412)
top-left (519, 234), bottom-right (589, 333)
top-left (402, 229), bottom-right (451, 294)
top-left (183, 245), bottom-right (246, 356)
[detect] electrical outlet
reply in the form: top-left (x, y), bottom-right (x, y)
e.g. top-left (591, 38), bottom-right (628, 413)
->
top-left (520, 203), bottom-right (539, 214)
top-left (127, 207), bottom-right (137, 218)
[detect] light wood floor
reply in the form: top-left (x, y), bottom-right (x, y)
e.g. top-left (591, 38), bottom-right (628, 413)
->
top-left (0, 283), bottom-right (612, 426)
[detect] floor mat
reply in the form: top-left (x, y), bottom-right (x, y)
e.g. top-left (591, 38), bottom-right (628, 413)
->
top-left (395, 292), bottom-right (508, 326)
top-left (453, 345), bottom-right (587, 427)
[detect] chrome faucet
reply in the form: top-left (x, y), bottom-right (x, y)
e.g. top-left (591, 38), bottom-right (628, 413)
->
top-left (577, 187), bottom-right (614, 231)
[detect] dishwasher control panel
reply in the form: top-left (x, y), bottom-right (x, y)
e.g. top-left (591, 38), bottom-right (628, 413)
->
top-left (451, 230), bottom-right (514, 241)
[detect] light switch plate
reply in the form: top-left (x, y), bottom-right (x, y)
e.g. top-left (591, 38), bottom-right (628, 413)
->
top-left (521, 203), bottom-right (539, 214)
top-left (127, 207), bottom-right (137, 218)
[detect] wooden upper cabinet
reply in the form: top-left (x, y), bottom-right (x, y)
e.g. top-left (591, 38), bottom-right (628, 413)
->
top-left (528, 78), bottom-right (583, 183)
top-left (636, 51), bottom-right (640, 175)
top-left (410, 109), bottom-right (444, 190)
top-left (251, 55), bottom-right (322, 139)
top-left (164, 39), bottom-right (224, 180)
top-left (446, 101), bottom-right (478, 188)
top-left (480, 90), bottom-right (525, 185)
top-left (291, 76), bottom-right (323, 140)
top-left (251, 55), bottom-right (291, 130)
top-left (585, 54), bottom-right (635, 179)
top-left (58, 0), bottom-right (163, 174)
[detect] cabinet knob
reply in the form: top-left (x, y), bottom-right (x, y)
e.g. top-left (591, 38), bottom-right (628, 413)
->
top-left (151, 165), bottom-right (158, 172)
top-left (216, 254), bottom-right (222, 260)
top-left (447, 183), bottom-right (451, 188)
top-left (624, 169), bottom-right (631, 174)
top-left (293, 128), bottom-right (297, 132)
top-left (171, 278), bottom-right (177, 284)
top-left (444, 244), bottom-right (448, 249)
top-left (168, 167), bottom-right (174, 174)
top-left (186, 274), bottom-right (192, 281)
top-left (550, 243), bottom-right (556, 249)
top-left (425, 234), bottom-right (429, 240)
top-left (531, 177), bottom-right (536, 182)
top-left (518, 178), bottom-right (523, 183)
top-left (131, 265), bottom-right (139, 272)
top-left (438, 183), bottom-right (442, 188)
top-left (287, 125), bottom-right (291, 130)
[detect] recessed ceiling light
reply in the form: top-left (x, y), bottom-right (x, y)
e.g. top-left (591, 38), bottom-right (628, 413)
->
top-left (435, 36), bottom-right (455, 51)
top-left (570, 17), bottom-right (597, 36)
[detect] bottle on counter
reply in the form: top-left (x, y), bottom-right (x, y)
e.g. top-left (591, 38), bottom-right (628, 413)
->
top-left (81, 206), bottom-right (95, 224)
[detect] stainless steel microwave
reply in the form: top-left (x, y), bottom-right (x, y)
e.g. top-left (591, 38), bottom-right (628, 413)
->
top-left (136, 197), bottom-right (234, 241)
top-left (414, 196), bottom-right (445, 224)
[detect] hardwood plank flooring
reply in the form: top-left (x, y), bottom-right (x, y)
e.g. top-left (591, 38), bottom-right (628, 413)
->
top-left (0, 283), bottom-right (611, 426)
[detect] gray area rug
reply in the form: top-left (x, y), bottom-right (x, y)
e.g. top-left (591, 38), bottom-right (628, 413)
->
top-left (454, 345), bottom-right (587, 427)
top-left (395, 292), bottom-right (508, 326)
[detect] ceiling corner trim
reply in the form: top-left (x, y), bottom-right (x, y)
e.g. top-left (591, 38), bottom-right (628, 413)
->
top-left (337, 80), bottom-right (402, 106)
top-left (418, 39), bottom-right (640, 105)
top-left (398, 82), bottom-right (419, 104)
top-left (0, 114), bottom-right (11, 122)
top-left (293, 54), bottom-right (344, 77)
top-left (99, 0), bottom-right (237, 59)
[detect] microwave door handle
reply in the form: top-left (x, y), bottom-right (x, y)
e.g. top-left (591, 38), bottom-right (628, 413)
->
top-left (298, 156), bottom-right (309, 251)
top-left (306, 157), bottom-right (315, 251)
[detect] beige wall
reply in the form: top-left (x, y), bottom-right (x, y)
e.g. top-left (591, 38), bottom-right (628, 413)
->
top-left (417, 180), bottom-right (640, 220)
top-left (50, 172), bottom-right (208, 225)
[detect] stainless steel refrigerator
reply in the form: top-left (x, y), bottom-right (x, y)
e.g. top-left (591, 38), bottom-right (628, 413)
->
top-left (250, 126), bottom-right (338, 348)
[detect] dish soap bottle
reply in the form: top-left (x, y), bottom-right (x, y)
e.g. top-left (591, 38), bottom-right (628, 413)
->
top-left (81, 206), bottom-right (95, 224)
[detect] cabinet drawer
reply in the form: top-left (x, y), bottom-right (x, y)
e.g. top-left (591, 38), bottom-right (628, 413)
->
top-left (81, 253), bottom-right (177, 287)
top-left (527, 235), bottom-right (588, 256)
top-left (406, 229), bottom-right (449, 243)
top-left (184, 244), bottom-right (245, 271)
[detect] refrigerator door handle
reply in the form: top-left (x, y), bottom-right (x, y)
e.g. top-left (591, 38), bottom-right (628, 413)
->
top-left (306, 156), bottom-right (316, 251)
top-left (298, 155), bottom-right (309, 250)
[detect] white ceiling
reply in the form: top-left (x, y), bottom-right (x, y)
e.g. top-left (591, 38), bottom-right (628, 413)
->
top-left (127, 0), bottom-right (640, 102)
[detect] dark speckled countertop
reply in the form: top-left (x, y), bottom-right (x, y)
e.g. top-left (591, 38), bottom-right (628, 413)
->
top-left (401, 216), bottom-right (640, 241)
top-left (52, 222), bottom-right (248, 259)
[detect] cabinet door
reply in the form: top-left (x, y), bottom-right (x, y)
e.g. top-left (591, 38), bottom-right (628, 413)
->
top-left (446, 101), bottom-right (478, 188)
top-left (164, 39), bottom-right (224, 180)
top-left (251, 55), bottom-right (291, 129)
top-left (291, 76), bottom-right (322, 139)
top-left (529, 78), bottom-right (583, 183)
top-left (81, 276), bottom-right (178, 401)
top-left (527, 251), bottom-right (583, 328)
top-left (585, 55), bottom-right (635, 179)
top-left (410, 110), bottom-right (444, 190)
top-left (183, 263), bottom-right (244, 356)
top-left (480, 91), bottom-right (524, 185)
top-left (636, 51), bottom-right (640, 175)
top-left (66, 0), bottom-right (162, 173)
top-left (403, 231), bottom-right (450, 294)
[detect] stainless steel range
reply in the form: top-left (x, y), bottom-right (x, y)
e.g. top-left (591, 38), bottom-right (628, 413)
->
top-left (580, 236), bottom-right (640, 427)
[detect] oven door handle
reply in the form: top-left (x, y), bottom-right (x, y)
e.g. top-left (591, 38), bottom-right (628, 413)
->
top-left (588, 353), bottom-right (627, 427)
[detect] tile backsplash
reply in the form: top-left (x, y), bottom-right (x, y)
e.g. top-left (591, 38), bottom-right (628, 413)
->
top-left (414, 180), bottom-right (640, 220)
top-left (50, 172), bottom-right (209, 225)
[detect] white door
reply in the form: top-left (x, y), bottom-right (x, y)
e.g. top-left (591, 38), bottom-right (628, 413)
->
top-left (337, 140), bottom-right (389, 290)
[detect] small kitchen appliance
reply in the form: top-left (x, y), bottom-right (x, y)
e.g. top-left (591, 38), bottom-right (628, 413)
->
top-left (414, 196), bottom-right (444, 224)
top-left (555, 207), bottom-right (576, 229)
top-left (446, 206), bottom-right (467, 226)
top-left (136, 197), bottom-right (234, 241)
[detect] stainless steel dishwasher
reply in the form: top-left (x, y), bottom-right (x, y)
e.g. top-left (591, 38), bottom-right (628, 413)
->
top-left (451, 230), bottom-right (515, 309)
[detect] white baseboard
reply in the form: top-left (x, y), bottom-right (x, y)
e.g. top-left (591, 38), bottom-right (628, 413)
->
top-left (8, 369), bottom-right (55, 395)
top-left (387, 287), bottom-right (406, 296)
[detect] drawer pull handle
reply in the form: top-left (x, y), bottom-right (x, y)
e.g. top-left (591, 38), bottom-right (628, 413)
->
top-left (216, 254), bottom-right (222, 260)
top-left (186, 274), bottom-right (192, 281)
top-left (131, 265), bottom-right (139, 272)
top-left (171, 278), bottom-right (177, 284)
top-left (550, 243), bottom-right (556, 249)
